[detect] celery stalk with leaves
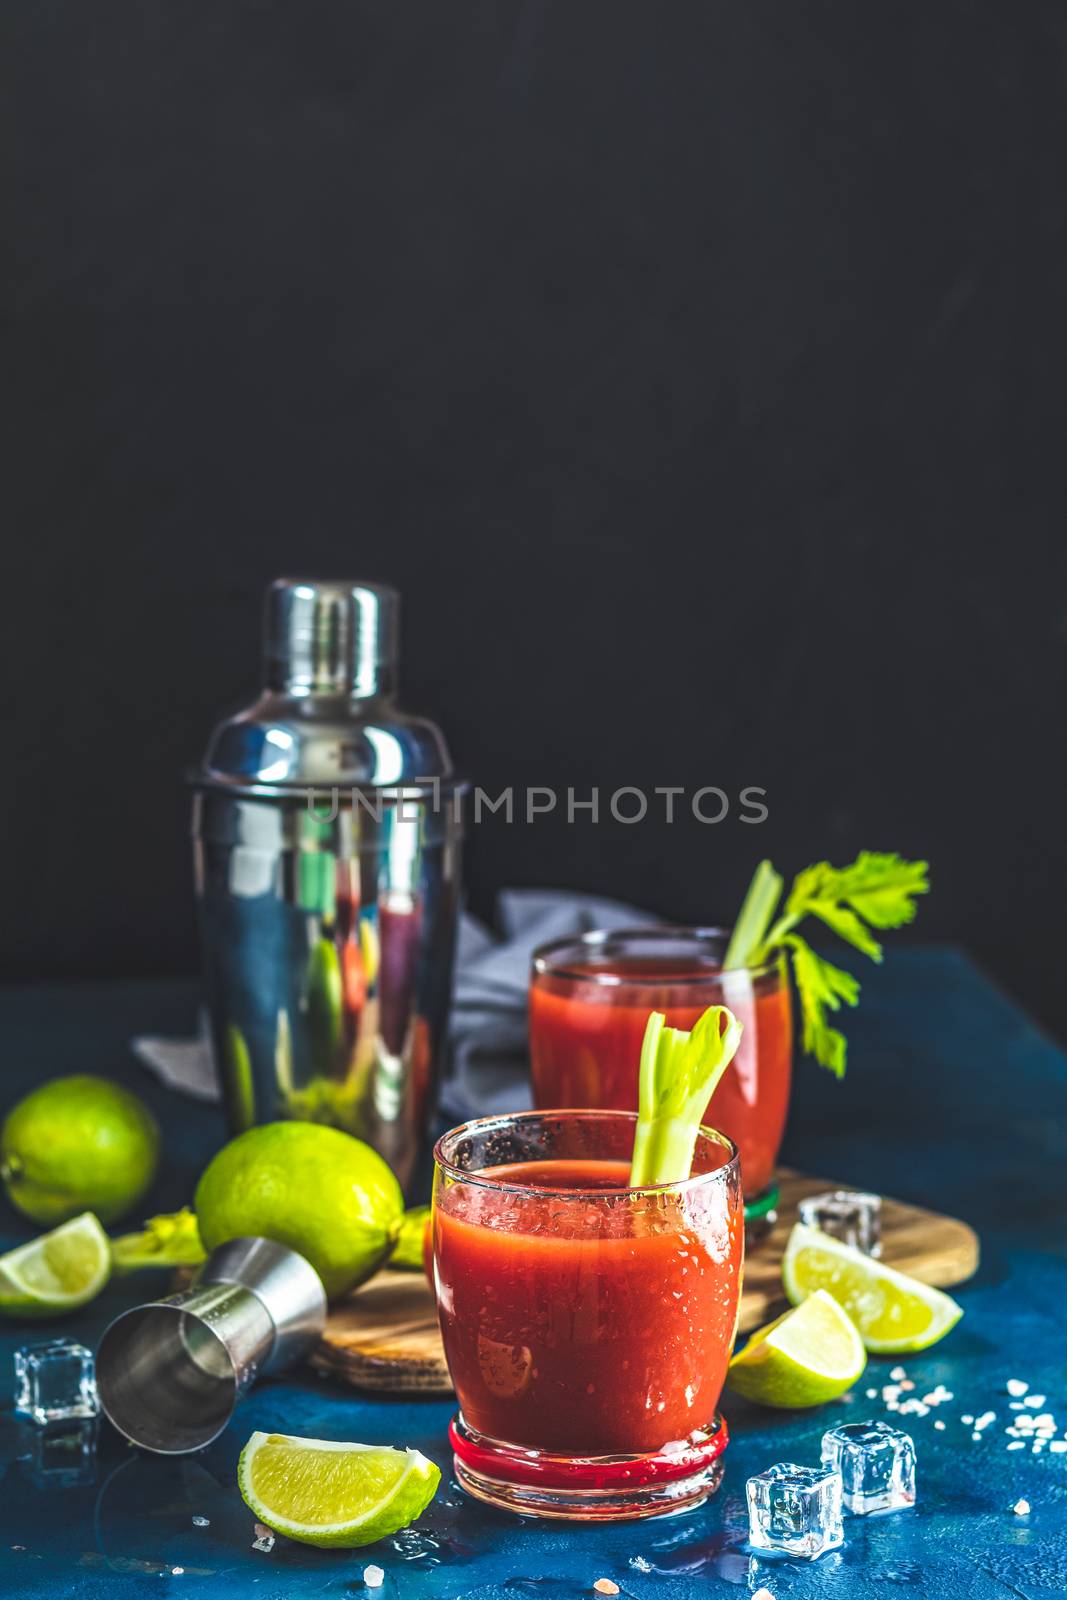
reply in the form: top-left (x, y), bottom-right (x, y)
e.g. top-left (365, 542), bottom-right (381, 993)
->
top-left (723, 852), bottom-right (929, 1077)
top-left (629, 1005), bottom-right (743, 1187)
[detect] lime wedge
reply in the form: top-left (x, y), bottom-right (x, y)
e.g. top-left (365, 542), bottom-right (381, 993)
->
top-left (238, 1431), bottom-right (441, 1549)
top-left (0, 1212), bottom-right (111, 1317)
top-left (782, 1223), bottom-right (963, 1353)
top-left (728, 1287), bottom-right (867, 1407)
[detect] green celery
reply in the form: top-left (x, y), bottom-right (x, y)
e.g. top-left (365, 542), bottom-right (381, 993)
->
top-left (629, 1005), bottom-right (743, 1187)
top-left (723, 851), bottom-right (929, 1075)
top-left (722, 859), bottom-right (783, 970)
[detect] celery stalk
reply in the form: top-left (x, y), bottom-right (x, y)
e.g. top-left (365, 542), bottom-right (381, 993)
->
top-left (629, 1005), bottom-right (744, 1187)
top-left (723, 859), bottom-right (783, 970)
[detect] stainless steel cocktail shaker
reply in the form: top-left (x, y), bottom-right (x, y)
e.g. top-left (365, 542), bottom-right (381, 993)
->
top-left (191, 579), bottom-right (462, 1193)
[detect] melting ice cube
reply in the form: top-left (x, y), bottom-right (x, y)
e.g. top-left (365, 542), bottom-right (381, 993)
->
top-left (821, 1420), bottom-right (916, 1514)
top-left (14, 1340), bottom-right (98, 1425)
top-left (746, 1462), bottom-right (844, 1558)
top-left (797, 1191), bottom-right (882, 1256)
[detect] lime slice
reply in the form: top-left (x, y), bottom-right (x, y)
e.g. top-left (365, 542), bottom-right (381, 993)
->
top-left (238, 1431), bottom-right (441, 1549)
top-left (782, 1223), bottom-right (963, 1353)
top-left (728, 1287), bottom-right (867, 1407)
top-left (0, 1212), bottom-right (111, 1318)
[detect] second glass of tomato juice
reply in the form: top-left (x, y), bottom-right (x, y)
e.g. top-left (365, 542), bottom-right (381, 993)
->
top-left (528, 928), bottom-right (791, 1221)
top-left (432, 1109), bottom-right (743, 1519)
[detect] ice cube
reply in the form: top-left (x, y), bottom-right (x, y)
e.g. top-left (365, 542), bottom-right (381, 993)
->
top-left (746, 1463), bottom-right (844, 1557)
top-left (821, 1420), bottom-right (916, 1514)
top-left (14, 1340), bottom-right (98, 1425)
top-left (797, 1190), bottom-right (882, 1256)
top-left (24, 1418), bottom-right (99, 1488)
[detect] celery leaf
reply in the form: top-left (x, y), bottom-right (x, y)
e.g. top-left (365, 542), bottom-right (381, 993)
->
top-left (784, 935), bottom-right (860, 1079)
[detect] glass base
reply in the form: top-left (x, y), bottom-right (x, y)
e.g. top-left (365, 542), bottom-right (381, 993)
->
top-left (449, 1413), bottom-right (728, 1521)
top-left (743, 1180), bottom-right (780, 1246)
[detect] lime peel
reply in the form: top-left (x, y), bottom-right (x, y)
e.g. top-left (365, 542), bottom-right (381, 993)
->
top-left (238, 1430), bottom-right (440, 1549)
top-left (782, 1222), bottom-right (963, 1353)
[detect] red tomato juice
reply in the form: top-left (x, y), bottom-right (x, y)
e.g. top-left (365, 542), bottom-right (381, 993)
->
top-left (433, 1155), bottom-right (743, 1457)
top-left (529, 958), bottom-right (792, 1196)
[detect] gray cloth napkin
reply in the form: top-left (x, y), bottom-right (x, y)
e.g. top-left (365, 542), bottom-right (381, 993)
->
top-left (132, 890), bottom-right (658, 1119)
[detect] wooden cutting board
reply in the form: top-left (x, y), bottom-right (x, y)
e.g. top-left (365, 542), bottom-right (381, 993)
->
top-left (309, 1170), bottom-right (979, 1397)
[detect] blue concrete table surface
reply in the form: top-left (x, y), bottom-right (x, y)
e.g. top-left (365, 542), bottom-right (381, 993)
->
top-left (0, 948), bottom-right (1065, 1600)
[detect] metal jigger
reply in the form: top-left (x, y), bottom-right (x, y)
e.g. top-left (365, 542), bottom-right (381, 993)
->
top-left (96, 1238), bottom-right (327, 1455)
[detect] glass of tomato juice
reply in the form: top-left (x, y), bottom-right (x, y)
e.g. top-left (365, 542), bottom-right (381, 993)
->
top-left (432, 1109), bottom-right (743, 1520)
top-left (529, 928), bottom-right (792, 1224)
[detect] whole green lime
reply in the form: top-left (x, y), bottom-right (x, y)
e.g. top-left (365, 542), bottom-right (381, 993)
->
top-left (194, 1123), bottom-right (403, 1298)
top-left (1, 1075), bottom-right (161, 1226)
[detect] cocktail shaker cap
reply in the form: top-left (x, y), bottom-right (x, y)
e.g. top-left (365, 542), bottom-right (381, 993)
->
top-left (265, 578), bottom-right (399, 696)
top-left (192, 577), bottom-right (454, 794)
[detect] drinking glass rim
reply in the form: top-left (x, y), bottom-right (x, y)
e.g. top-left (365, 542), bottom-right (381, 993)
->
top-left (433, 1108), bottom-right (740, 1199)
top-left (530, 925), bottom-right (781, 985)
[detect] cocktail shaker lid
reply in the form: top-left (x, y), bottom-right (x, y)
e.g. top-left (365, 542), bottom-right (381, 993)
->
top-left (193, 578), bottom-right (454, 795)
top-left (264, 578), bottom-right (399, 697)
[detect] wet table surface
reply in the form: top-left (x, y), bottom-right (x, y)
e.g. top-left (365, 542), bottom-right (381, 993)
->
top-left (1, 949), bottom-right (1066, 1600)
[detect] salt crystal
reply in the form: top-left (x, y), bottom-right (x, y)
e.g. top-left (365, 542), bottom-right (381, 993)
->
top-left (1050, 1441), bottom-right (1067, 1454)
top-left (971, 1433), bottom-right (982, 1442)
top-left (1007, 1441), bottom-right (1025, 1451)
top-left (629, 1557), bottom-right (653, 1573)
top-left (1013, 1499), bottom-right (1030, 1515)
top-left (252, 1524), bottom-right (275, 1554)
top-left (171, 1570), bottom-right (184, 1577)
top-left (1024, 1396), bottom-right (1047, 1409)
top-left (890, 1367), bottom-right (906, 1381)
top-left (192, 1516), bottom-right (210, 1528)
top-left (1032, 1414), bottom-right (1056, 1429)
top-left (899, 1380), bottom-right (915, 1392)
top-left (934, 1421), bottom-right (945, 1431)
top-left (1032, 1441), bottom-right (1045, 1453)
top-left (961, 1415), bottom-right (974, 1425)
top-left (974, 1413), bottom-right (996, 1432)
top-left (363, 1565), bottom-right (385, 1589)
top-left (883, 1386), bottom-right (902, 1401)
top-left (593, 1582), bottom-right (620, 1596)
top-left (866, 1389), bottom-right (877, 1399)
top-left (1010, 1402), bottom-right (1026, 1411)
top-left (751, 1590), bottom-right (777, 1600)
top-left (1007, 1380), bottom-right (1028, 1398)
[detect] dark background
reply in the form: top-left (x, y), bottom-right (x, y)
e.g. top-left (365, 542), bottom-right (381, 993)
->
top-left (4, 3), bottom-right (1067, 1037)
